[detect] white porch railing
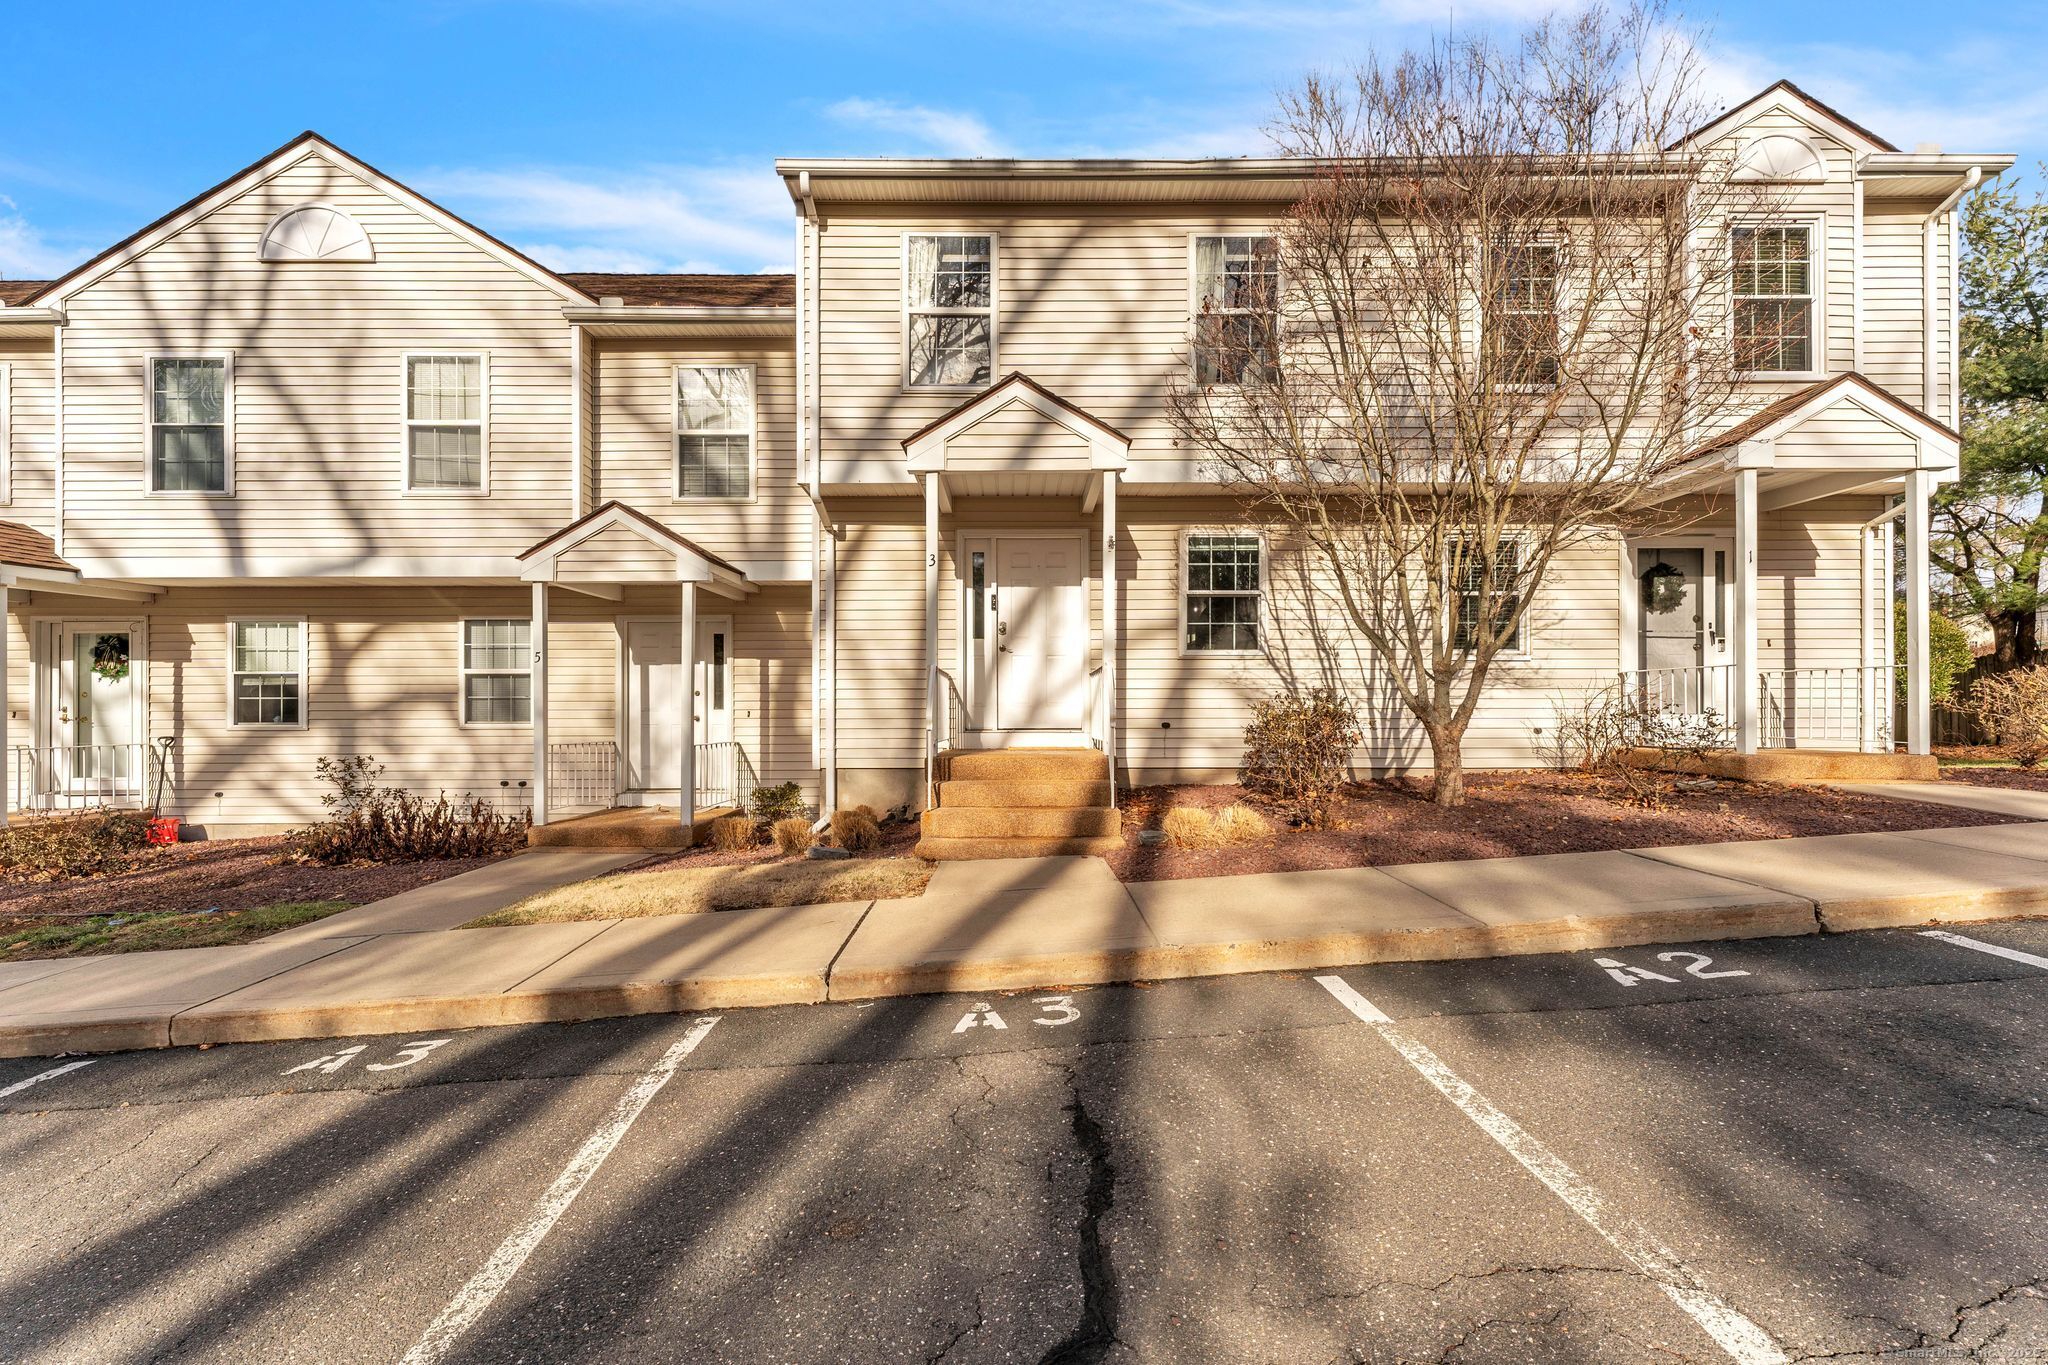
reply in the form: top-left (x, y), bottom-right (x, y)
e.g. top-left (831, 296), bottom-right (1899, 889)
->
top-left (546, 741), bottom-right (619, 813)
top-left (695, 740), bottom-right (753, 812)
top-left (1759, 667), bottom-right (1893, 752)
top-left (926, 665), bottom-right (965, 808)
top-left (1625, 664), bottom-right (1734, 720)
top-left (8, 743), bottom-right (155, 814)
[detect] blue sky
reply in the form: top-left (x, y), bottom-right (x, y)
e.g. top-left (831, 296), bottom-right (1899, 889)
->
top-left (2, 0), bottom-right (2040, 280)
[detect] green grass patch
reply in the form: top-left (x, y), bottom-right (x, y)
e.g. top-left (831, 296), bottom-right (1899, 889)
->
top-left (0, 900), bottom-right (353, 960)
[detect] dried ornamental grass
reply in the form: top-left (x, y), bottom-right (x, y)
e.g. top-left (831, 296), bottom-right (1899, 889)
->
top-left (771, 817), bottom-right (816, 855)
top-left (830, 808), bottom-right (881, 852)
top-left (1213, 804), bottom-right (1272, 845)
top-left (708, 814), bottom-right (757, 852)
top-left (1161, 806), bottom-right (1220, 850)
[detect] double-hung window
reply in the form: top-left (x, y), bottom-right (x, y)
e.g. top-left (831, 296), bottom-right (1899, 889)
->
top-left (1450, 538), bottom-right (1527, 654)
top-left (1193, 235), bottom-right (1280, 386)
top-left (675, 365), bottom-right (754, 499)
top-left (1731, 226), bottom-right (1813, 373)
top-left (149, 356), bottom-right (230, 493)
top-left (1492, 241), bottom-right (1561, 387)
top-left (905, 234), bottom-right (993, 388)
top-left (1184, 533), bottom-right (1263, 652)
top-left (230, 620), bottom-right (305, 726)
top-left (461, 619), bottom-right (532, 725)
top-left (405, 354), bottom-right (485, 490)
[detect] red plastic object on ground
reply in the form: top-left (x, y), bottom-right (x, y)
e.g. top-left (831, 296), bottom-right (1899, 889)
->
top-left (146, 817), bottom-right (181, 846)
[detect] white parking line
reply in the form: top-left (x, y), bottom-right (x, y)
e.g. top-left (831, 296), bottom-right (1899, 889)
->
top-left (1314, 976), bottom-right (1788, 1365)
top-left (399, 1016), bottom-right (721, 1365)
top-left (1919, 929), bottom-right (2048, 971)
top-left (0, 1059), bottom-right (95, 1100)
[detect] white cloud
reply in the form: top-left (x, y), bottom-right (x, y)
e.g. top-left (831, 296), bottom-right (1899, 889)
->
top-left (413, 164), bottom-right (793, 274)
top-left (0, 196), bottom-right (78, 278)
top-left (824, 98), bottom-right (1003, 156)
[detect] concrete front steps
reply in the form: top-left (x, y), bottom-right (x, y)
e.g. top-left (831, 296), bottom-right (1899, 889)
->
top-left (916, 748), bottom-right (1124, 860)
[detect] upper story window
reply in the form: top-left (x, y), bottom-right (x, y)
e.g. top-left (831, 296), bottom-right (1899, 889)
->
top-left (675, 365), bottom-right (754, 499)
top-left (1450, 537), bottom-right (1527, 655)
top-left (905, 234), bottom-right (993, 388)
top-left (404, 354), bottom-right (485, 491)
top-left (0, 362), bottom-right (10, 505)
top-left (1184, 532), bottom-right (1263, 653)
top-left (461, 618), bottom-right (532, 725)
top-left (1491, 242), bottom-right (1561, 387)
top-left (1193, 235), bottom-right (1279, 386)
top-left (1732, 225), bottom-right (1814, 374)
top-left (230, 619), bottom-right (305, 727)
top-left (260, 204), bottom-right (374, 262)
top-left (149, 355), bottom-right (231, 494)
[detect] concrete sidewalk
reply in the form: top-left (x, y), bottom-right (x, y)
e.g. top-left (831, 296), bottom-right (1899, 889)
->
top-left (1830, 779), bottom-right (2048, 821)
top-left (5, 824), bottom-right (2048, 1058)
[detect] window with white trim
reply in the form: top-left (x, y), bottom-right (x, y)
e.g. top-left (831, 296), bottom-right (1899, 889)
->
top-left (1184, 533), bottom-right (1262, 652)
top-left (675, 366), bottom-right (753, 499)
top-left (405, 354), bottom-right (485, 490)
top-left (1450, 538), bottom-right (1527, 654)
top-left (149, 356), bottom-right (229, 492)
top-left (1731, 226), bottom-right (1813, 373)
top-left (461, 619), bottom-right (532, 725)
top-left (230, 620), bottom-right (304, 726)
top-left (1491, 241), bottom-right (1561, 387)
top-left (1193, 235), bottom-right (1279, 385)
top-left (905, 234), bottom-right (993, 387)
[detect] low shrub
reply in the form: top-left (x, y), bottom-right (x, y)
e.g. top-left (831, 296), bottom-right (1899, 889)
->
top-left (770, 816), bottom-right (816, 855)
top-left (0, 808), bottom-right (155, 880)
top-left (854, 803), bottom-right (881, 823)
top-left (1161, 806), bottom-right (1219, 850)
top-left (749, 782), bottom-right (809, 824)
top-left (1968, 665), bottom-right (2048, 767)
top-left (1213, 804), bottom-right (1272, 845)
top-left (286, 789), bottom-right (529, 865)
top-left (708, 814), bottom-right (757, 852)
top-left (829, 807), bottom-right (881, 852)
top-left (1239, 689), bottom-right (1363, 827)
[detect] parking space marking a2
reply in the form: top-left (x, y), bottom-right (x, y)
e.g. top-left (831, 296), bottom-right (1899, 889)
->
top-left (1595, 951), bottom-right (1750, 987)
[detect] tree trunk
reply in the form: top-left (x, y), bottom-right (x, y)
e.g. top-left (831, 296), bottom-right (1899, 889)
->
top-left (1425, 721), bottom-right (1467, 806)
top-left (1988, 609), bottom-right (2039, 672)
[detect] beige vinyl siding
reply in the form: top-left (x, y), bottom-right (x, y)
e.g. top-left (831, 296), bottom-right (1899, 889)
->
top-left (946, 401), bottom-right (1093, 469)
top-left (556, 525), bottom-right (680, 581)
top-left (1862, 203), bottom-right (1933, 404)
top-left (0, 584), bottom-right (812, 827)
top-left (0, 340), bottom-right (55, 532)
top-left (56, 151), bottom-right (576, 577)
top-left (590, 340), bottom-right (805, 566)
top-left (1770, 403), bottom-right (1921, 461)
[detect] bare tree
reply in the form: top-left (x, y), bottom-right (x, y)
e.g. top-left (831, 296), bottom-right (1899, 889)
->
top-left (1168, 3), bottom-right (1778, 805)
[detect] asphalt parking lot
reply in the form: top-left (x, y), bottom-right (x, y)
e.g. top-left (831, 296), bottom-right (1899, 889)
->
top-left (4, 920), bottom-right (2046, 1363)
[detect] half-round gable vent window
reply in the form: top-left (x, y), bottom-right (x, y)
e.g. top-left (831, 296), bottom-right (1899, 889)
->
top-left (1734, 134), bottom-right (1826, 183)
top-left (259, 204), bottom-right (374, 262)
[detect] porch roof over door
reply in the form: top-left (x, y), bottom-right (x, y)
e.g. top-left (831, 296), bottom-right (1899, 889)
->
top-left (517, 500), bottom-right (754, 598)
top-left (902, 372), bottom-right (1131, 482)
top-left (1654, 372), bottom-right (1960, 509)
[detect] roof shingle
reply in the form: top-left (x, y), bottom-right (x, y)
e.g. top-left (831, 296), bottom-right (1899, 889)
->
top-left (562, 273), bottom-right (794, 308)
top-left (0, 281), bottom-right (51, 307)
top-left (0, 520), bottom-right (76, 573)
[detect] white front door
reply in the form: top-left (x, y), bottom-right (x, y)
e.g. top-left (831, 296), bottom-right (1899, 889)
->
top-left (994, 535), bottom-right (1086, 732)
top-left (52, 621), bottom-right (145, 800)
top-left (1633, 544), bottom-right (1728, 712)
top-left (622, 617), bottom-right (733, 797)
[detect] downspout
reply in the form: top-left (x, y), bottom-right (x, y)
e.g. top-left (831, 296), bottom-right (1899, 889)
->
top-left (796, 170), bottom-right (839, 823)
top-left (1923, 166), bottom-right (1981, 416)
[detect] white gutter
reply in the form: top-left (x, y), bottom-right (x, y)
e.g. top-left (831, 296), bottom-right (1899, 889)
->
top-left (1924, 166), bottom-right (1982, 415)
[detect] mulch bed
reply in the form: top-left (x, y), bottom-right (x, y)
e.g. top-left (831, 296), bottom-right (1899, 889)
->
top-left (1945, 767), bottom-right (2048, 792)
top-left (598, 816), bottom-right (923, 880)
top-left (1105, 770), bottom-right (2027, 884)
top-left (0, 836), bottom-right (512, 921)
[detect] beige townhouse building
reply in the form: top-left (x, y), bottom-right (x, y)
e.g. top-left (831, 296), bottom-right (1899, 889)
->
top-left (0, 82), bottom-right (2011, 855)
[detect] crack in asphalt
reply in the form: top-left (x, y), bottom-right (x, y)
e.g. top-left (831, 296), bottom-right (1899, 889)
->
top-left (1038, 1065), bottom-right (1121, 1365)
top-left (925, 1290), bottom-right (986, 1364)
top-left (1248, 1260), bottom-right (1641, 1312)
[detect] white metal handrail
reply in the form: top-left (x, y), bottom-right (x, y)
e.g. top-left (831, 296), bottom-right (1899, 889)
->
top-left (546, 741), bottom-right (619, 813)
top-left (1759, 666), bottom-right (1892, 752)
top-left (8, 743), bottom-right (153, 814)
top-left (695, 740), bottom-right (752, 812)
top-left (1621, 664), bottom-right (1733, 719)
top-left (926, 665), bottom-right (965, 809)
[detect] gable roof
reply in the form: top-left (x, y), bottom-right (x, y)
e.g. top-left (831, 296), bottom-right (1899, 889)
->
top-left (563, 273), bottom-right (794, 308)
top-left (517, 500), bottom-right (743, 576)
top-left (0, 520), bottom-right (76, 573)
top-left (1685, 373), bottom-right (1957, 461)
top-left (901, 372), bottom-right (1134, 451)
top-left (14, 131), bottom-right (598, 308)
top-left (1675, 80), bottom-right (1900, 154)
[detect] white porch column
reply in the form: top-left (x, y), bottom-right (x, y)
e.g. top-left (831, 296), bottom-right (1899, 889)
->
top-left (1101, 472), bottom-right (1118, 803)
top-left (530, 581), bottom-right (549, 827)
top-left (0, 582), bottom-right (9, 829)
top-left (679, 580), bottom-right (698, 833)
top-left (924, 472), bottom-right (940, 805)
top-left (1733, 470), bottom-right (1760, 754)
top-left (1905, 470), bottom-right (1933, 755)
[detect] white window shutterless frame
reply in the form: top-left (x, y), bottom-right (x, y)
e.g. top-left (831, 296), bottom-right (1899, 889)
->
top-left (402, 353), bottom-right (488, 493)
top-left (1731, 218), bottom-right (1826, 379)
top-left (1189, 235), bottom-right (1281, 387)
top-left (144, 354), bottom-right (233, 495)
top-left (1180, 531), bottom-right (1265, 655)
top-left (1449, 535), bottom-right (1532, 658)
top-left (227, 619), bottom-right (308, 728)
top-left (460, 618), bottom-right (532, 726)
top-left (674, 364), bottom-right (755, 500)
top-left (903, 233), bottom-right (996, 390)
